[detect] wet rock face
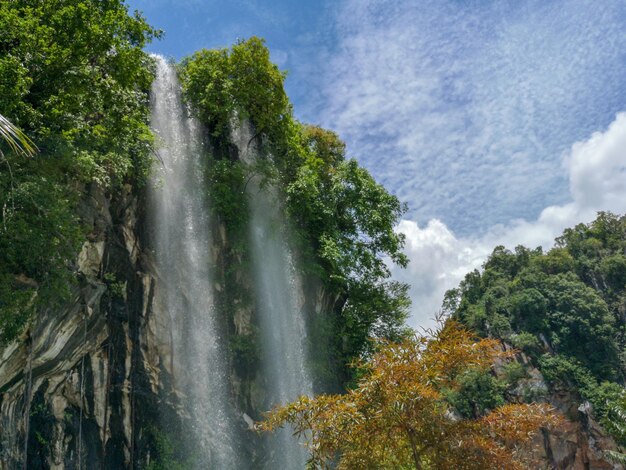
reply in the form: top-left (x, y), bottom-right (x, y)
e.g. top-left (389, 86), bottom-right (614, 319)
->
top-left (0, 183), bottom-right (172, 470)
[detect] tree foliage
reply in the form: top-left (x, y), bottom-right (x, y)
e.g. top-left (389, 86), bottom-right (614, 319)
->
top-left (0, 0), bottom-right (158, 343)
top-left (447, 212), bottom-right (626, 441)
top-left (287, 130), bottom-right (410, 368)
top-left (603, 391), bottom-right (626, 464)
top-left (179, 37), bottom-right (291, 156)
top-left (260, 321), bottom-right (560, 469)
top-left (179, 39), bottom-right (410, 379)
top-left (449, 214), bottom-right (626, 380)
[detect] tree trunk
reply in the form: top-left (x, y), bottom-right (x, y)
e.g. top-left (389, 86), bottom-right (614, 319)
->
top-left (405, 427), bottom-right (423, 470)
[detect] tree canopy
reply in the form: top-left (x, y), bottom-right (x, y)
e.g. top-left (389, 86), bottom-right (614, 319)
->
top-left (260, 320), bottom-right (560, 469)
top-left (446, 212), bottom-right (626, 440)
top-left (0, 0), bottom-right (158, 343)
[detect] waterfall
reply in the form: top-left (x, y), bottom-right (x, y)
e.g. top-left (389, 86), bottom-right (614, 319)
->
top-left (148, 56), bottom-right (242, 468)
top-left (148, 57), bottom-right (312, 469)
top-left (232, 121), bottom-right (313, 469)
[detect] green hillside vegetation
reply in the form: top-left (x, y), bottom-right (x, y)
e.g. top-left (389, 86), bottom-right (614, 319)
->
top-left (445, 212), bottom-right (626, 440)
top-left (0, 0), bottom-right (159, 344)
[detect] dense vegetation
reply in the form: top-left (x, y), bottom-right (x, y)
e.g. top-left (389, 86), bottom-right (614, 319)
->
top-left (0, 0), bottom-right (159, 343)
top-left (179, 38), bottom-right (411, 383)
top-left (264, 213), bottom-right (626, 467)
top-left (446, 212), bottom-right (626, 438)
top-left (261, 320), bottom-right (560, 469)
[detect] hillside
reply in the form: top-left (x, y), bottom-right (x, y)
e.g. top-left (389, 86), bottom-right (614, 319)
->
top-left (447, 212), bottom-right (626, 468)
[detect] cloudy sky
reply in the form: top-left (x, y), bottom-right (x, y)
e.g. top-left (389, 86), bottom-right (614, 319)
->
top-left (127, 0), bottom-right (626, 328)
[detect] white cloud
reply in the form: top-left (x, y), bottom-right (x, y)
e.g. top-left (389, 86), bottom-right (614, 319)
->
top-left (322, 0), bottom-right (626, 234)
top-left (393, 219), bottom-right (488, 330)
top-left (394, 114), bottom-right (626, 329)
top-left (569, 116), bottom-right (626, 213)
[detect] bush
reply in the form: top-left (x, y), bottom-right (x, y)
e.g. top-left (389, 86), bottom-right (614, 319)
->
top-left (445, 368), bottom-right (506, 418)
top-left (510, 332), bottom-right (542, 357)
top-left (501, 362), bottom-right (528, 386)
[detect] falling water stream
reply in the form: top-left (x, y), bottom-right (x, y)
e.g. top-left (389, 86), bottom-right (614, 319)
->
top-left (249, 190), bottom-right (312, 470)
top-left (232, 121), bottom-right (313, 469)
top-left (148, 57), bottom-right (242, 469)
top-left (149, 56), bottom-right (312, 469)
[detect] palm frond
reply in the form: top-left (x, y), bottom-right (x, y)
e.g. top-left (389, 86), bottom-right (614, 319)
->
top-left (0, 114), bottom-right (37, 157)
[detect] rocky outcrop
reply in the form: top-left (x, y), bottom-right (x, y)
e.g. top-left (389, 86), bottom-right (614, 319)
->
top-left (0, 183), bottom-right (175, 469)
top-left (539, 401), bottom-right (622, 470)
top-left (498, 350), bottom-right (625, 470)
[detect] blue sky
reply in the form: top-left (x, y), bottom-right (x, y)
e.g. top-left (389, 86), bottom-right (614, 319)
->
top-left (126, 0), bottom-right (337, 116)
top-left (128, 0), bottom-right (626, 326)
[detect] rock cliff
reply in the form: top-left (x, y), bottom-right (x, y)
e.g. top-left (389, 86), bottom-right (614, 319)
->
top-left (497, 347), bottom-right (624, 469)
top-left (0, 148), bottom-right (339, 469)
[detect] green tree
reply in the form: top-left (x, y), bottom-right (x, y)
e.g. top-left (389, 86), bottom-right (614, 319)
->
top-left (444, 368), bottom-right (506, 419)
top-left (0, 0), bottom-right (159, 343)
top-left (542, 273), bottom-right (618, 380)
top-left (180, 37), bottom-right (291, 157)
top-left (180, 40), bottom-right (411, 380)
top-left (286, 127), bottom-right (410, 370)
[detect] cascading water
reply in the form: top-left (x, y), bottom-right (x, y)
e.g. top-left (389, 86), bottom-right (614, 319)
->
top-left (148, 56), bottom-right (242, 468)
top-left (232, 121), bottom-right (313, 469)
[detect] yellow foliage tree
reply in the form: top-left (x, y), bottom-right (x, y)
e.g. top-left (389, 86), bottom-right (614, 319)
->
top-left (260, 321), bottom-right (561, 469)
